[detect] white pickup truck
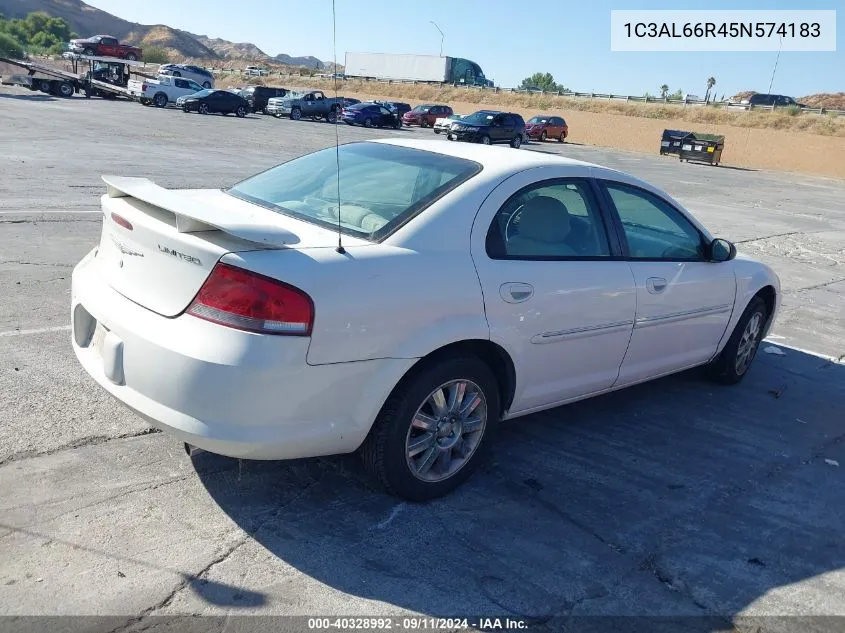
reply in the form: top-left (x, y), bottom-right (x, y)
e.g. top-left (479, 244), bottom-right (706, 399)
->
top-left (128, 75), bottom-right (204, 108)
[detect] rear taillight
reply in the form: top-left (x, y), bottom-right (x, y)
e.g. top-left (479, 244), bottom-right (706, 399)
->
top-left (187, 263), bottom-right (314, 336)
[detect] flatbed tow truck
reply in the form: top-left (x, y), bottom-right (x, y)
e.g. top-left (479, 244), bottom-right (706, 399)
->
top-left (0, 53), bottom-right (154, 99)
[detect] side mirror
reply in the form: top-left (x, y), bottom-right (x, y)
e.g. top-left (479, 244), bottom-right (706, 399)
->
top-left (709, 238), bottom-right (736, 262)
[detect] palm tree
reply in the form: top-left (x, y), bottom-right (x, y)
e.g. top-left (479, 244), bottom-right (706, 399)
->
top-left (705, 76), bottom-right (716, 102)
top-left (659, 84), bottom-right (669, 99)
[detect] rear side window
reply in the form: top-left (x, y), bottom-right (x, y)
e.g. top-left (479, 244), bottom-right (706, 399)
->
top-left (227, 143), bottom-right (481, 240)
top-left (487, 179), bottom-right (612, 259)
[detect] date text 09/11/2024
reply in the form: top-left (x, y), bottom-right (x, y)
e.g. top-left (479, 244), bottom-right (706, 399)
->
top-left (623, 22), bottom-right (821, 39)
top-left (307, 617), bottom-right (529, 630)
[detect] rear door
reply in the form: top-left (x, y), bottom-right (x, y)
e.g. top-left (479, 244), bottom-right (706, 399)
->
top-left (471, 169), bottom-right (636, 413)
top-left (492, 114), bottom-right (510, 142)
top-left (378, 106), bottom-right (394, 126)
top-left (598, 180), bottom-right (736, 384)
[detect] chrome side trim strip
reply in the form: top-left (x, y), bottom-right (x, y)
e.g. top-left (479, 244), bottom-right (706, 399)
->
top-left (531, 320), bottom-right (634, 344)
top-left (634, 304), bottom-right (733, 329)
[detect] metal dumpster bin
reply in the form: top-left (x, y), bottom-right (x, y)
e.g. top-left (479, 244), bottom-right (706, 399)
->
top-left (679, 134), bottom-right (725, 166)
top-left (660, 129), bottom-right (693, 155)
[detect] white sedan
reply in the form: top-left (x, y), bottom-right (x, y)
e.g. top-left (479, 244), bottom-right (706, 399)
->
top-left (71, 140), bottom-right (780, 500)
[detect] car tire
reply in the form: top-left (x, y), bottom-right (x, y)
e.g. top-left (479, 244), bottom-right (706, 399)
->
top-left (394, 118), bottom-right (402, 130)
top-left (326, 109), bottom-right (338, 124)
top-left (480, 135), bottom-right (491, 145)
top-left (364, 117), bottom-right (373, 128)
top-left (198, 103), bottom-right (209, 115)
top-left (540, 131), bottom-right (547, 142)
top-left (707, 296), bottom-right (768, 385)
top-left (290, 107), bottom-right (302, 121)
top-left (360, 355), bottom-right (500, 501)
top-left (511, 135), bottom-right (522, 149)
top-left (153, 93), bottom-right (167, 108)
top-left (126, 53), bottom-right (137, 61)
top-left (202, 81), bottom-right (211, 89)
top-left (434, 129), bottom-right (441, 134)
top-left (83, 48), bottom-right (96, 57)
top-left (420, 119), bottom-right (428, 128)
top-left (58, 81), bottom-right (74, 98)
top-left (182, 106), bottom-right (190, 113)
top-left (236, 105), bottom-right (247, 118)
top-left (559, 132), bottom-right (566, 143)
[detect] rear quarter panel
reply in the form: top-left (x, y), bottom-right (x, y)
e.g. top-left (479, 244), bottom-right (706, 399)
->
top-left (220, 174), bottom-right (507, 366)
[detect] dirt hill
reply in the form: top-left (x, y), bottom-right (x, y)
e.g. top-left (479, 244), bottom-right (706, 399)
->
top-left (0, 0), bottom-right (327, 65)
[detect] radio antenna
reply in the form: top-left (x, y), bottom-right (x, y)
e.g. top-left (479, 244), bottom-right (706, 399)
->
top-left (332, 0), bottom-right (345, 254)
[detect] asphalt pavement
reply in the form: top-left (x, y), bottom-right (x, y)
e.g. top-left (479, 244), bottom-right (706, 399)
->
top-left (1, 87), bottom-right (844, 632)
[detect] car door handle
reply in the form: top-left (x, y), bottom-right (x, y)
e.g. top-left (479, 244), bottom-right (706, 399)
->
top-left (646, 277), bottom-right (667, 294)
top-left (500, 282), bottom-right (534, 303)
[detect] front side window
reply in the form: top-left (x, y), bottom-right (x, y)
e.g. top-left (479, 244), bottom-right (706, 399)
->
top-left (487, 180), bottom-right (611, 259)
top-left (603, 182), bottom-right (704, 261)
top-left (228, 143), bottom-right (481, 240)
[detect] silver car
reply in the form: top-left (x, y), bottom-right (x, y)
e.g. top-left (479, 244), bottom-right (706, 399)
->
top-left (159, 64), bottom-right (215, 89)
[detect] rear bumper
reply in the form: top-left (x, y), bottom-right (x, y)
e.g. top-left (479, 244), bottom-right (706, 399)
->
top-left (71, 249), bottom-right (415, 460)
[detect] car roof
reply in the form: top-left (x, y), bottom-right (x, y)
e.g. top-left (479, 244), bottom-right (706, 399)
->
top-left (371, 138), bottom-right (598, 172)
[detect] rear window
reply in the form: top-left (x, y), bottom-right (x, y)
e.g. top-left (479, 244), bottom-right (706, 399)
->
top-left (227, 143), bottom-right (482, 241)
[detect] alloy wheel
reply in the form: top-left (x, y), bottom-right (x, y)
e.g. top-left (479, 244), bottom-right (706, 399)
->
top-left (405, 379), bottom-right (487, 483)
top-left (735, 312), bottom-right (762, 375)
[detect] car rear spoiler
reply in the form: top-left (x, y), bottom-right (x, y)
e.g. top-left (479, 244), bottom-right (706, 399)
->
top-left (102, 176), bottom-right (299, 247)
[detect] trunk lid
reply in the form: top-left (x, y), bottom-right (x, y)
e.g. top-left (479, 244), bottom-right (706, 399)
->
top-left (94, 176), bottom-right (368, 317)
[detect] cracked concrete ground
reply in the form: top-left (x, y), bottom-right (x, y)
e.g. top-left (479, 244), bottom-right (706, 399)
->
top-left (1, 88), bottom-right (844, 632)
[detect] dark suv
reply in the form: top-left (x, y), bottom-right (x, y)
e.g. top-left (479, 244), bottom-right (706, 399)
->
top-left (243, 86), bottom-right (290, 113)
top-left (748, 93), bottom-right (807, 108)
top-left (376, 101), bottom-right (412, 119)
top-left (447, 110), bottom-right (526, 148)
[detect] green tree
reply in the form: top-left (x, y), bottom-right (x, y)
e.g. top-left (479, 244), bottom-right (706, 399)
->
top-left (143, 46), bottom-right (170, 64)
top-left (0, 31), bottom-right (24, 57)
top-left (519, 72), bottom-right (566, 93)
top-left (659, 84), bottom-right (669, 98)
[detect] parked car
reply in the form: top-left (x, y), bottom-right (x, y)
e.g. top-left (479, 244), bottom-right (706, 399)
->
top-left (448, 110), bottom-right (526, 148)
top-left (128, 75), bottom-right (204, 108)
top-left (341, 102), bottom-right (403, 128)
top-left (242, 86), bottom-right (291, 114)
top-left (159, 65), bottom-right (215, 89)
top-left (178, 89), bottom-right (249, 117)
top-left (403, 104), bottom-right (453, 128)
top-left (244, 66), bottom-right (268, 76)
top-left (375, 101), bottom-right (412, 119)
top-left (747, 93), bottom-right (807, 108)
top-left (433, 113), bottom-right (464, 134)
top-left (525, 115), bottom-right (569, 142)
top-left (72, 139), bottom-right (780, 500)
top-left (266, 92), bottom-right (303, 117)
top-left (68, 35), bottom-right (142, 61)
top-left (271, 90), bottom-right (350, 122)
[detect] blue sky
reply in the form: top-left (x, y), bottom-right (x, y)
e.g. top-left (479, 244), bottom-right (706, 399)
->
top-left (89, 0), bottom-right (841, 97)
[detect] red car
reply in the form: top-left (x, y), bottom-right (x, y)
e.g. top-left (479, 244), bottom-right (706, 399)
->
top-left (525, 115), bottom-right (568, 142)
top-left (69, 35), bottom-right (143, 61)
top-left (402, 104), bottom-right (453, 128)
